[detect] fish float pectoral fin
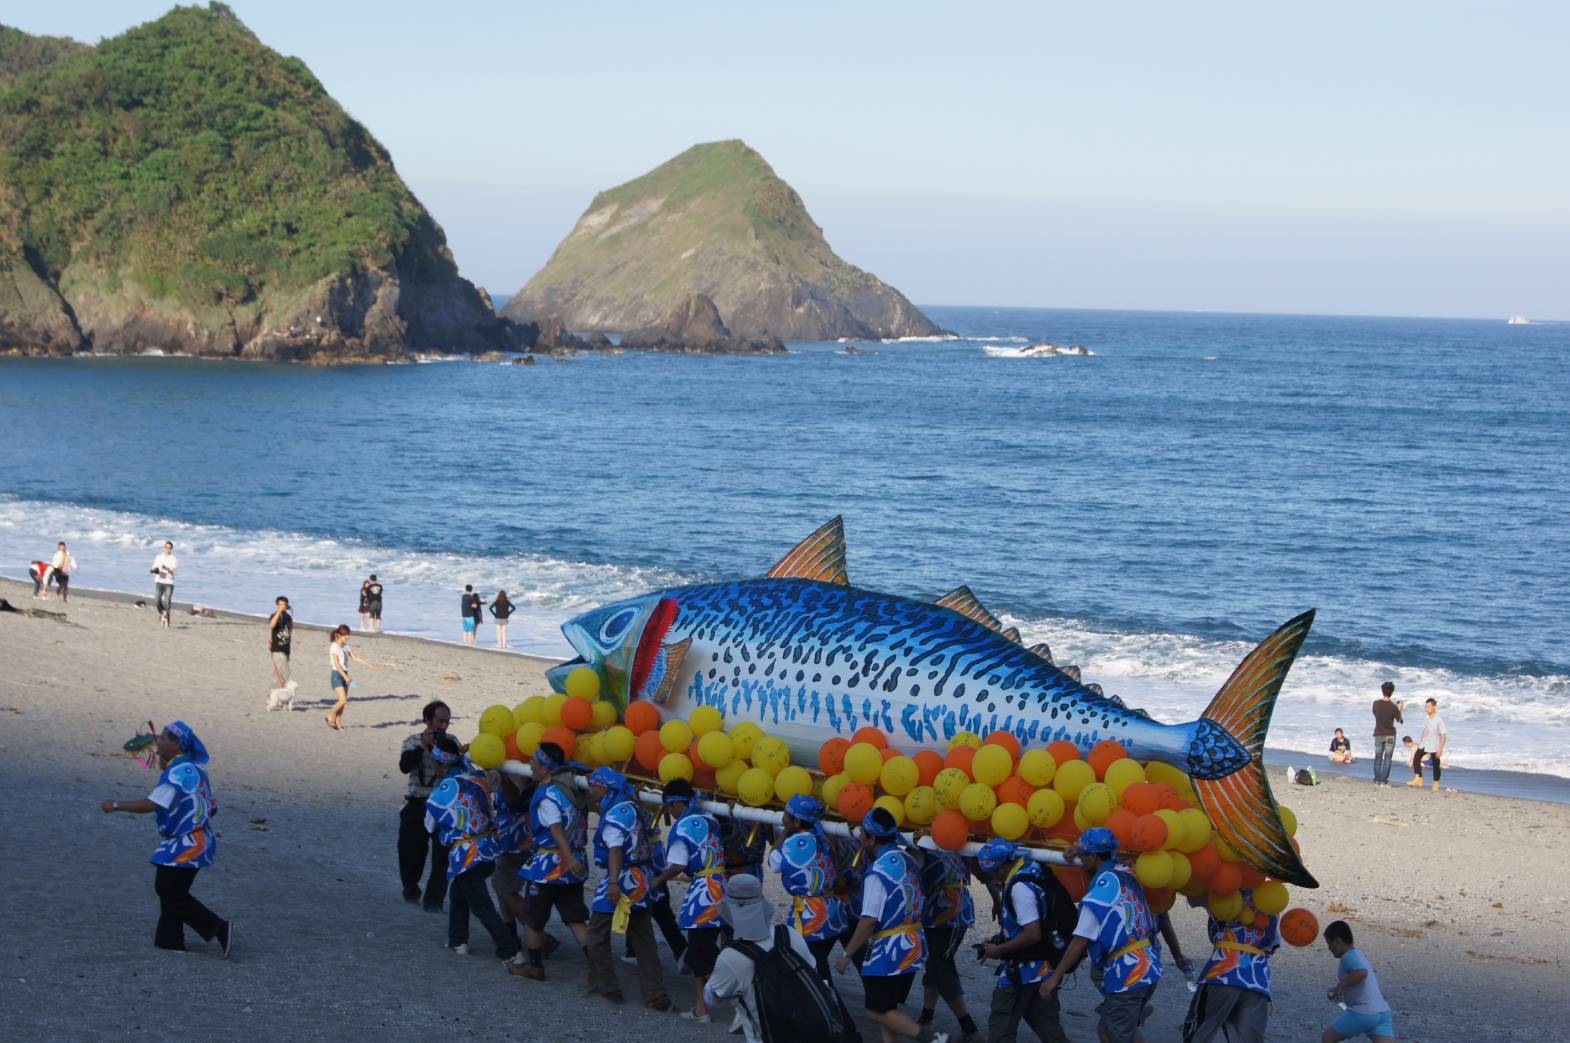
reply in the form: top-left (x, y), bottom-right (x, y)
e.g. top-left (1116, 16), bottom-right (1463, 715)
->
top-left (766, 516), bottom-right (849, 585)
top-left (934, 585), bottom-right (1004, 632)
top-left (635, 637), bottom-right (692, 706)
top-left (1189, 609), bottom-right (1319, 888)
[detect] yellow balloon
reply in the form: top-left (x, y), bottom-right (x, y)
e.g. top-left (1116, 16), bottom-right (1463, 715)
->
top-left (904, 786), bottom-right (938, 826)
top-left (565, 666), bottom-right (601, 701)
top-left (1239, 908), bottom-right (1257, 926)
top-left (658, 751), bottom-right (694, 783)
top-left (591, 700), bottom-right (618, 729)
top-left (1176, 808), bottom-right (1212, 852)
top-left (1017, 748), bottom-right (1057, 787)
top-left (933, 768), bottom-right (971, 809)
top-left (543, 693), bottom-right (567, 727)
top-left (1252, 881), bottom-right (1290, 916)
top-left (1209, 892), bottom-right (1244, 921)
top-left (577, 732), bottom-right (602, 767)
top-left (1072, 801), bottom-right (1091, 832)
top-left (880, 756), bottom-right (920, 797)
top-left (514, 721), bottom-right (546, 756)
top-left (1214, 836), bottom-right (1241, 863)
top-left (1167, 850), bottom-right (1193, 891)
top-left (727, 722), bottom-right (763, 761)
top-left (775, 765), bottom-right (814, 803)
top-left (1146, 761), bottom-right (1193, 793)
top-left (697, 731), bottom-right (735, 769)
top-left (1103, 758), bottom-right (1146, 797)
top-left (479, 704), bottom-right (515, 738)
top-left (1077, 783), bottom-right (1116, 825)
top-left (1278, 805), bottom-right (1298, 837)
top-left (843, 742), bottom-right (883, 784)
top-left (873, 795), bottom-right (906, 826)
top-left (821, 772), bottom-right (851, 809)
top-left (716, 759), bottom-right (749, 796)
top-left (1135, 850), bottom-right (1173, 889)
top-left (738, 766), bottom-right (775, 807)
top-left (971, 745), bottom-right (1013, 787)
top-left (959, 782), bottom-right (997, 822)
top-left (1027, 788), bottom-right (1066, 828)
top-left (992, 802), bottom-right (1029, 840)
top-left (469, 732), bottom-right (505, 769)
top-left (691, 705), bottom-right (725, 736)
top-left (514, 697), bottom-right (546, 728)
top-left (752, 737), bottom-right (791, 775)
top-left (1154, 808), bottom-right (1185, 851)
top-left (659, 719), bottom-right (694, 755)
top-left (601, 725), bottom-right (636, 763)
top-left (948, 731), bottom-right (982, 751)
top-left (1053, 759), bottom-right (1096, 803)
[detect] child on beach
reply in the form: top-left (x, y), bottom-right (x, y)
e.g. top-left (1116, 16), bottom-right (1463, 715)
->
top-left (1328, 729), bottom-right (1354, 764)
top-left (1321, 920), bottom-right (1394, 1043)
top-left (326, 624), bottom-right (378, 731)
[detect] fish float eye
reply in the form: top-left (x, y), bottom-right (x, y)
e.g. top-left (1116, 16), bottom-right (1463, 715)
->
top-left (599, 607), bottom-right (638, 645)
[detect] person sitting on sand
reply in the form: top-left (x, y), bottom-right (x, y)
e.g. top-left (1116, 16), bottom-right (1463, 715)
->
top-left (1328, 729), bottom-right (1354, 764)
top-left (326, 624), bottom-right (377, 731)
top-left (1321, 920), bottom-right (1394, 1043)
top-left (99, 720), bottom-right (234, 957)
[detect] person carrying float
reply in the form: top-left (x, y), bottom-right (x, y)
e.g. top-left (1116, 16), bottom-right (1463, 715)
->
top-left (584, 766), bottom-right (672, 1010)
top-left (919, 845), bottom-right (982, 1042)
top-left (766, 794), bottom-right (849, 980)
top-left (650, 778), bottom-right (728, 1023)
top-left (1181, 888), bottom-right (1281, 1043)
top-left (423, 734), bottom-right (520, 963)
top-left (1037, 827), bottom-right (1162, 1043)
top-left (975, 838), bottom-right (1075, 1043)
top-left (509, 741), bottom-right (591, 981)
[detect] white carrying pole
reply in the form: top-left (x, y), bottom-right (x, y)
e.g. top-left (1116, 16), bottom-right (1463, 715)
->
top-left (500, 760), bottom-right (1070, 866)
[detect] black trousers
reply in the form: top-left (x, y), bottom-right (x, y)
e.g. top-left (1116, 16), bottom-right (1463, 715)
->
top-left (154, 865), bottom-right (224, 951)
top-left (1413, 748), bottom-right (1441, 782)
top-left (449, 862), bottom-right (520, 958)
top-left (398, 798), bottom-right (449, 908)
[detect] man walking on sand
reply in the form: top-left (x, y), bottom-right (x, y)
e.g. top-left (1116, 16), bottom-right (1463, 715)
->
top-left (266, 596), bottom-right (294, 709)
top-left (1408, 698), bottom-right (1448, 792)
top-left (151, 541), bottom-right (178, 628)
top-left (1370, 681), bottom-right (1404, 786)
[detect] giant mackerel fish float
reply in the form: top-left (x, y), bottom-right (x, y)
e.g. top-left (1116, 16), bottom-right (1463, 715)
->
top-left (548, 518), bottom-right (1318, 887)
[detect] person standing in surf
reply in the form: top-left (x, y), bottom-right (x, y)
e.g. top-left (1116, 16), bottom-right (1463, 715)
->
top-left (150, 541), bottom-right (177, 627)
top-left (358, 580), bottom-right (372, 632)
top-left (461, 585), bottom-right (482, 645)
top-left (1408, 698), bottom-right (1448, 792)
top-left (326, 624), bottom-right (377, 731)
top-left (1370, 682), bottom-right (1404, 786)
top-left (490, 590), bottom-right (514, 649)
top-left (49, 540), bottom-right (75, 602)
top-left (366, 574), bottom-right (384, 633)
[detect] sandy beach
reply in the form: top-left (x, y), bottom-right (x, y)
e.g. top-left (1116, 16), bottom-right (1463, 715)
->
top-left (2, 578), bottom-right (1566, 1042)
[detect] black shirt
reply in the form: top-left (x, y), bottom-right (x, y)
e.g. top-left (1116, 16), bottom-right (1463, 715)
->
top-left (1330, 736), bottom-right (1350, 753)
top-left (462, 593), bottom-right (482, 619)
top-left (270, 611), bottom-right (293, 655)
top-left (367, 582), bottom-right (383, 603)
top-left (491, 599), bottom-right (514, 620)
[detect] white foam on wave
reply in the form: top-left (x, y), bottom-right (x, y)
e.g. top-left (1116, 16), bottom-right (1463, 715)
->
top-left (982, 345), bottom-right (1097, 359)
top-left (1003, 613), bottom-right (1570, 779)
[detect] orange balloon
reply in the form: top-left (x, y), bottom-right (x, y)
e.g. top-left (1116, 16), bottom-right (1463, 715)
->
top-left (625, 701), bottom-right (660, 735)
top-left (913, 750), bottom-right (944, 786)
top-left (852, 727), bottom-right (888, 749)
top-left (691, 765), bottom-right (717, 790)
top-left (1051, 865), bottom-right (1089, 901)
top-left (634, 730), bottom-right (665, 772)
top-left (1045, 740), bottom-right (1082, 767)
top-left (1187, 844), bottom-right (1220, 879)
top-left (1279, 907), bottom-right (1320, 947)
top-left (997, 776), bottom-right (1034, 808)
top-left (1145, 886), bottom-right (1176, 914)
top-left (1087, 739), bottom-right (1127, 779)
top-left (983, 730), bottom-right (1021, 759)
top-left (560, 697), bottom-right (594, 731)
top-left (540, 726), bottom-right (577, 758)
top-left (818, 738), bottom-right (851, 775)
top-left (945, 745), bottom-right (976, 777)
top-left (1208, 862), bottom-right (1243, 895)
top-left (1129, 813), bottom-right (1168, 853)
top-left (1239, 864), bottom-right (1268, 890)
top-left (1105, 808), bottom-right (1139, 848)
top-left (881, 746), bottom-right (903, 763)
top-left (1122, 782), bottom-right (1162, 817)
top-left (1047, 812), bottom-right (1081, 842)
top-left (1156, 783), bottom-right (1187, 811)
top-left (504, 732), bottom-right (525, 762)
top-left (837, 782), bottom-right (874, 821)
top-left (931, 811), bottom-right (970, 851)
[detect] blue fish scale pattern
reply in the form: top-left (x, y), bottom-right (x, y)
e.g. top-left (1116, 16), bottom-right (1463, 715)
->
top-left (669, 578), bottom-right (1181, 756)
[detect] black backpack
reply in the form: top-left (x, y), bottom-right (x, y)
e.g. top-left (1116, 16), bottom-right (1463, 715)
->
top-left (1005, 871), bottom-right (1083, 977)
top-left (726, 925), bottom-right (859, 1043)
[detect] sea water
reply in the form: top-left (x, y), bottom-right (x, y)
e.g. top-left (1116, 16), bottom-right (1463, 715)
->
top-left (1, 307), bottom-right (1565, 777)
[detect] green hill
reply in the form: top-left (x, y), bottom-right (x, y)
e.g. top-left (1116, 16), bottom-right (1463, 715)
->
top-left (0, 4), bottom-right (507, 358)
top-left (502, 140), bottom-right (942, 341)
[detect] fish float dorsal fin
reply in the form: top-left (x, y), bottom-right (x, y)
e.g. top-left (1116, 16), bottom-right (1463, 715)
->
top-left (766, 516), bottom-right (849, 585)
top-left (1001, 626), bottom-right (1022, 644)
top-left (1027, 641), bottom-right (1054, 663)
top-left (934, 585), bottom-right (1003, 632)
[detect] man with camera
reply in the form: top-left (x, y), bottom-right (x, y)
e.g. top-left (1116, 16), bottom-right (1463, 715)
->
top-left (975, 838), bottom-right (1072, 1043)
top-left (398, 700), bottom-right (453, 911)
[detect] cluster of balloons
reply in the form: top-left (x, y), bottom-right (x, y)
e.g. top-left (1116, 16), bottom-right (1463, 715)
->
top-left (468, 674), bottom-right (1318, 944)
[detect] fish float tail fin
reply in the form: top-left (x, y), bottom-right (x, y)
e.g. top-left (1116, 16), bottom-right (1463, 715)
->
top-left (1190, 609), bottom-right (1318, 888)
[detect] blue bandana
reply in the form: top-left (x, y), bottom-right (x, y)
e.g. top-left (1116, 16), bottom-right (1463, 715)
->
top-left (430, 745), bottom-right (460, 765)
top-left (785, 794), bottom-right (825, 824)
top-left (163, 721), bottom-right (209, 765)
top-left (977, 838), bottom-right (1019, 872)
top-left (861, 808), bottom-right (900, 840)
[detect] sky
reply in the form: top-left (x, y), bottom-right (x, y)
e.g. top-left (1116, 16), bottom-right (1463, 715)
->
top-left (12, 1), bottom-right (1569, 319)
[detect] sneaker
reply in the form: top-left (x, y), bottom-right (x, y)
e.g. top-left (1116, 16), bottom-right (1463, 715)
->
top-left (449, 943), bottom-right (470, 956)
top-left (729, 1010), bottom-right (745, 1034)
top-left (646, 996), bottom-right (673, 1013)
top-left (679, 1010), bottom-right (712, 1024)
top-left (1407, 777), bottom-right (1423, 787)
top-left (218, 920), bottom-right (235, 960)
top-left (508, 962), bottom-right (545, 981)
top-left (931, 1034), bottom-right (951, 1043)
top-left (1431, 781), bottom-right (1440, 792)
top-left (598, 989), bottom-right (626, 1004)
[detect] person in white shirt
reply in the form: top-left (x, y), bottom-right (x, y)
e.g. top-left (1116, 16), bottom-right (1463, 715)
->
top-left (326, 624), bottom-right (377, 731)
top-left (49, 541), bottom-right (76, 602)
top-left (704, 874), bottom-right (827, 1043)
top-left (151, 541), bottom-right (178, 627)
top-left (1407, 698), bottom-right (1449, 791)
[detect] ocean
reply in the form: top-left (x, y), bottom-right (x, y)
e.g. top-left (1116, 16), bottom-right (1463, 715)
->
top-left (2, 306), bottom-right (1566, 780)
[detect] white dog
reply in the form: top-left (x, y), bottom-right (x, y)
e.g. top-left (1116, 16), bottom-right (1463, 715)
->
top-left (266, 680), bottom-right (298, 712)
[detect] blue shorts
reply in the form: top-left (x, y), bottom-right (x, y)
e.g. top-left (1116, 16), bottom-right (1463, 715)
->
top-left (462, 617), bottom-right (477, 633)
top-left (331, 671), bottom-right (348, 691)
top-left (1333, 1008), bottom-right (1394, 1039)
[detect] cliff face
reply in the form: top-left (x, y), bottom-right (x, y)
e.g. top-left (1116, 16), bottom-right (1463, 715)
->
top-left (0, 5), bottom-right (512, 359)
top-left (502, 140), bottom-right (944, 341)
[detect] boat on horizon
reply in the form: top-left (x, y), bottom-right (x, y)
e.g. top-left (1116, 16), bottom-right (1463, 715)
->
top-left (1508, 314), bottom-right (1531, 325)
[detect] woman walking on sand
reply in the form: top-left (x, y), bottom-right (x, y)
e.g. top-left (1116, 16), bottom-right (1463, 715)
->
top-left (490, 590), bottom-right (515, 649)
top-left (327, 624), bottom-right (378, 731)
